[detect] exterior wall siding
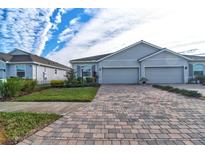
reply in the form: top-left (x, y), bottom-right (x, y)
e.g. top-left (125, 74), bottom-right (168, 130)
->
top-left (6, 64), bottom-right (33, 79)
top-left (103, 43), bottom-right (160, 61)
top-left (3, 63), bottom-right (67, 84)
top-left (0, 60), bottom-right (6, 79)
top-left (34, 64), bottom-right (67, 84)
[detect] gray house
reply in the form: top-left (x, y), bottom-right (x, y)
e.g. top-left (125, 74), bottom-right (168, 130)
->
top-left (70, 40), bottom-right (205, 84)
top-left (0, 49), bottom-right (70, 84)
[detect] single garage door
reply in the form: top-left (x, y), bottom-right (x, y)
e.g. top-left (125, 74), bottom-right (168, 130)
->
top-left (102, 68), bottom-right (139, 84)
top-left (145, 67), bottom-right (184, 83)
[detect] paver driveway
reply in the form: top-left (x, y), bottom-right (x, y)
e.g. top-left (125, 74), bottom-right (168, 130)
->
top-left (19, 85), bottom-right (205, 145)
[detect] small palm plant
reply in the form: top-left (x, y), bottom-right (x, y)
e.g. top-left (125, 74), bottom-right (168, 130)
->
top-left (139, 77), bottom-right (148, 84)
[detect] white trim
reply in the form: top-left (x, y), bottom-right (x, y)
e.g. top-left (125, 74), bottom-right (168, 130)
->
top-left (7, 61), bottom-right (69, 71)
top-left (144, 65), bottom-right (185, 68)
top-left (0, 60), bottom-right (6, 63)
top-left (70, 60), bottom-right (96, 64)
top-left (191, 59), bottom-right (205, 62)
top-left (102, 66), bottom-right (139, 69)
top-left (144, 66), bottom-right (185, 83)
top-left (101, 67), bottom-right (139, 84)
top-left (102, 59), bottom-right (138, 62)
top-left (144, 58), bottom-right (189, 61)
top-left (97, 40), bottom-right (163, 62)
top-left (139, 48), bottom-right (191, 62)
top-left (16, 64), bottom-right (26, 78)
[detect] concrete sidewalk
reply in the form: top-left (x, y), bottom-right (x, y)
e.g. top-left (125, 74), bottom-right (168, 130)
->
top-left (0, 101), bottom-right (87, 115)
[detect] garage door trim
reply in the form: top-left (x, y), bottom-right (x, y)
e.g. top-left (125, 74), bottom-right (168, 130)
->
top-left (102, 67), bottom-right (139, 84)
top-left (145, 66), bottom-right (184, 84)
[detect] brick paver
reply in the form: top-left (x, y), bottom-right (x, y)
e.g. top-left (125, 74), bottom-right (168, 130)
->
top-left (19, 85), bottom-right (205, 145)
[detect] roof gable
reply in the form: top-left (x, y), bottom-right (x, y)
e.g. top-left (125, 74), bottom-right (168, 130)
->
top-left (70, 40), bottom-right (163, 63)
top-left (183, 55), bottom-right (205, 61)
top-left (0, 52), bottom-right (12, 62)
top-left (9, 49), bottom-right (30, 55)
top-left (0, 49), bottom-right (70, 70)
top-left (97, 40), bottom-right (163, 62)
top-left (138, 48), bottom-right (192, 62)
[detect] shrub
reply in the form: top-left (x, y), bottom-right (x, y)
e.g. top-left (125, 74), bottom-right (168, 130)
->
top-left (65, 69), bottom-right (76, 84)
top-left (195, 75), bottom-right (205, 84)
top-left (21, 79), bottom-right (37, 93)
top-left (139, 77), bottom-right (148, 84)
top-left (85, 77), bottom-right (94, 83)
top-left (0, 78), bottom-right (37, 100)
top-left (0, 78), bottom-right (22, 100)
top-left (65, 68), bottom-right (98, 88)
top-left (50, 80), bottom-right (65, 87)
top-left (66, 82), bottom-right (100, 88)
top-left (152, 84), bottom-right (202, 98)
top-left (188, 78), bottom-right (197, 84)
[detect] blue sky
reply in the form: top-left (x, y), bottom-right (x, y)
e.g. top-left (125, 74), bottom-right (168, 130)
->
top-left (0, 8), bottom-right (205, 65)
top-left (0, 8), bottom-right (96, 57)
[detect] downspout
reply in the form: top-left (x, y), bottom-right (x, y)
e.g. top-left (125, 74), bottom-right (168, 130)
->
top-left (36, 65), bottom-right (38, 83)
top-left (139, 61), bottom-right (141, 83)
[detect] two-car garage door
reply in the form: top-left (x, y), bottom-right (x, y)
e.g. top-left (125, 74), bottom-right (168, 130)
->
top-left (101, 67), bottom-right (184, 84)
top-left (102, 68), bottom-right (139, 84)
top-left (145, 67), bottom-right (184, 84)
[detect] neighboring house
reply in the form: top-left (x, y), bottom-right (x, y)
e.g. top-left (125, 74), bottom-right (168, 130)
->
top-left (0, 49), bottom-right (70, 84)
top-left (70, 40), bottom-right (205, 84)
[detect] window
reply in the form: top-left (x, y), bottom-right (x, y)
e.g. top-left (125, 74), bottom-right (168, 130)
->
top-left (82, 65), bottom-right (92, 77)
top-left (55, 69), bottom-right (57, 74)
top-left (76, 65), bottom-right (94, 78)
top-left (193, 64), bottom-right (204, 76)
top-left (83, 68), bottom-right (91, 77)
top-left (16, 65), bottom-right (26, 78)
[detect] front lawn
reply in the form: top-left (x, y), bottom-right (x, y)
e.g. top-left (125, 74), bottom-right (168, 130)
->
top-left (0, 112), bottom-right (61, 144)
top-left (15, 87), bottom-right (99, 102)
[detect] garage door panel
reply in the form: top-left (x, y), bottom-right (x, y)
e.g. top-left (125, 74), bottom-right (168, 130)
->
top-left (102, 68), bottom-right (138, 84)
top-left (145, 67), bottom-right (184, 83)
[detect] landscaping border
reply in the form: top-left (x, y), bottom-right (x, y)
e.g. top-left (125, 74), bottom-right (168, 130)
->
top-left (152, 84), bottom-right (202, 98)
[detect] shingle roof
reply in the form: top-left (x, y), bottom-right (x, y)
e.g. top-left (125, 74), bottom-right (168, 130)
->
top-left (0, 49), bottom-right (70, 70)
top-left (0, 52), bottom-right (12, 61)
top-left (182, 55), bottom-right (205, 61)
top-left (10, 55), bottom-right (33, 62)
top-left (70, 52), bottom-right (205, 63)
top-left (70, 53), bottom-right (112, 63)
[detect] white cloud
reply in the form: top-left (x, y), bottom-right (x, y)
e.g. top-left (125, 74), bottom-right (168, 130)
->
top-left (0, 8), bottom-right (55, 55)
top-left (69, 17), bottom-right (80, 25)
top-left (47, 8), bottom-right (205, 65)
top-left (52, 8), bottom-right (70, 30)
top-left (58, 16), bottom-right (82, 43)
top-left (84, 8), bottom-right (99, 16)
top-left (52, 45), bottom-right (60, 52)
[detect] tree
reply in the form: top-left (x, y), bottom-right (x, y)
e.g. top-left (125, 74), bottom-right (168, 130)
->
top-left (65, 69), bottom-right (76, 85)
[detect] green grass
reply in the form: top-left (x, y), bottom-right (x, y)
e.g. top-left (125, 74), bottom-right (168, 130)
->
top-left (0, 112), bottom-right (61, 144)
top-left (153, 84), bottom-right (202, 98)
top-left (15, 87), bottom-right (99, 102)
